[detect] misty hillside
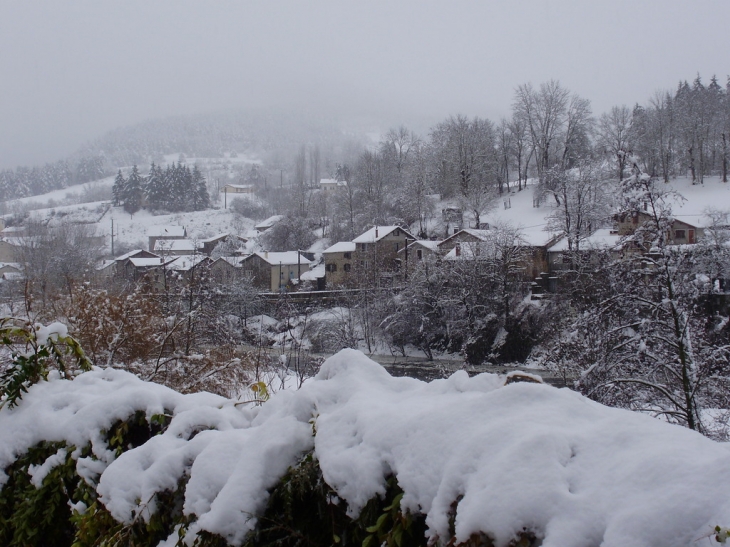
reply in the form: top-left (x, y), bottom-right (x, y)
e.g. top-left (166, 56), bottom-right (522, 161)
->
top-left (75, 109), bottom-right (371, 169)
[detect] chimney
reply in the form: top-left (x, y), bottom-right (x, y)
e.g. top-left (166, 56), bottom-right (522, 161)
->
top-left (375, 226), bottom-right (379, 238)
top-left (455, 243), bottom-right (461, 257)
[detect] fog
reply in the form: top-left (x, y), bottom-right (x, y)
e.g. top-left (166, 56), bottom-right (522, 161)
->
top-left (1, 0), bottom-right (729, 169)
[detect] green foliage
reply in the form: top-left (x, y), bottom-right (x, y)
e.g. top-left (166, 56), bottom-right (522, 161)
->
top-left (244, 454), bottom-right (427, 547)
top-left (0, 319), bottom-right (92, 409)
top-left (0, 405), bottom-right (174, 546)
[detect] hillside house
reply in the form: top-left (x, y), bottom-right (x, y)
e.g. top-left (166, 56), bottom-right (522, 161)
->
top-left (148, 226), bottom-right (187, 252)
top-left (200, 233), bottom-right (248, 256)
top-left (397, 240), bottom-right (441, 277)
top-left (546, 229), bottom-right (622, 272)
top-left (613, 211), bottom-right (704, 245)
top-left (319, 178), bottom-right (347, 192)
top-left (119, 256), bottom-right (177, 288)
top-left (0, 239), bottom-right (20, 263)
top-left (0, 262), bottom-right (22, 280)
top-left (220, 184), bottom-right (255, 195)
top-left (239, 251), bottom-right (312, 292)
top-left (353, 225), bottom-right (416, 286)
top-left (322, 242), bottom-right (356, 287)
top-left (437, 229), bottom-right (491, 254)
top-left (255, 215), bottom-right (284, 233)
top-left (210, 256), bottom-right (243, 284)
top-left (153, 239), bottom-right (197, 256)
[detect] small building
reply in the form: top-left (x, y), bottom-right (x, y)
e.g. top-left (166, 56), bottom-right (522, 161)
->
top-left (239, 251), bottom-right (312, 292)
top-left (613, 210), bottom-right (704, 245)
top-left (255, 215), bottom-right (284, 233)
top-left (0, 239), bottom-right (20, 263)
top-left (210, 256), bottom-right (243, 284)
top-left (322, 241), bottom-right (356, 287)
top-left (319, 178), bottom-right (347, 192)
top-left (221, 183), bottom-right (255, 195)
top-left (148, 225), bottom-right (187, 252)
top-left (200, 233), bottom-right (248, 256)
top-left (0, 262), bottom-right (22, 280)
top-left (353, 225), bottom-right (416, 286)
top-left (397, 240), bottom-right (441, 275)
top-left (437, 229), bottom-right (491, 254)
top-left (153, 239), bottom-right (198, 256)
top-left (546, 229), bottom-right (622, 272)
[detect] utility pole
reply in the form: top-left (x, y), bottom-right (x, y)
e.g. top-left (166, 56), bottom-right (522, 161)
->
top-left (110, 218), bottom-right (115, 256)
top-left (224, 187), bottom-right (227, 209)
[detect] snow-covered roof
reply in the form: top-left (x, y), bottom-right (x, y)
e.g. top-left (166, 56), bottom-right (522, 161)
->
top-left (547, 229), bottom-right (620, 253)
top-left (323, 241), bottom-right (356, 254)
top-left (443, 241), bottom-right (494, 260)
top-left (0, 262), bottom-right (22, 270)
top-left (96, 260), bottom-right (116, 271)
top-left (252, 251), bottom-right (312, 266)
top-left (153, 239), bottom-right (197, 252)
top-left (168, 255), bottom-right (209, 271)
top-left (114, 249), bottom-right (156, 262)
top-left (320, 178), bottom-right (347, 186)
top-left (438, 229), bottom-right (491, 248)
top-left (255, 215), bottom-right (284, 230)
top-left (128, 257), bottom-right (171, 267)
top-left (300, 263), bottom-right (325, 281)
top-left (212, 256), bottom-right (243, 267)
top-left (222, 184), bottom-right (254, 190)
top-left (200, 233), bottom-right (231, 243)
top-left (353, 226), bottom-right (413, 243)
top-left (148, 225), bottom-right (186, 237)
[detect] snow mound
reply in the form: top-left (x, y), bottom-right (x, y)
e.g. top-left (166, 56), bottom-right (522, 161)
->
top-left (3, 349), bottom-right (730, 547)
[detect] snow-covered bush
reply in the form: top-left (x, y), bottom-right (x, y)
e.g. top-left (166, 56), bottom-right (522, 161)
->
top-left (3, 346), bottom-right (730, 546)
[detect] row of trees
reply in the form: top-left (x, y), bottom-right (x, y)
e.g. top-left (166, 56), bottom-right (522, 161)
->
top-left (0, 156), bottom-right (106, 201)
top-left (112, 162), bottom-right (210, 214)
top-left (275, 75), bottom-right (729, 251)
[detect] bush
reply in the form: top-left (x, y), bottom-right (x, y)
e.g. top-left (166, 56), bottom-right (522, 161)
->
top-left (230, 197), bottom-right (268, 220)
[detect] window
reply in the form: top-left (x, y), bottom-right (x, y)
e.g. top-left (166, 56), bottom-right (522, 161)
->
top-left (343, 252), bottom-right (351, 259)
top-left (674, 229), bottom-right (686, 239)
top-left (395, 242), bottom-right (400, 252)
top-left (344, 263), bottom-right (351, 272)
top-left (417, 249), bottom-right (423, 260)
top-left (326, 263), bottom-right (338, 272)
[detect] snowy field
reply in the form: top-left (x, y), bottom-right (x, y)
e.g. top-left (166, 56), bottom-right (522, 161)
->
top-left (1, 348), bottom-right (729, 546)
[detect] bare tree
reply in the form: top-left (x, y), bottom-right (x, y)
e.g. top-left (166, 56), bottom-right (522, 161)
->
top-left (597, 105), bottom-right (633, 181)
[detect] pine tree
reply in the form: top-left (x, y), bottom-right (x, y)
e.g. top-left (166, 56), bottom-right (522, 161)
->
top-left (112, 170), bottom-right (125, 206)
top-left (191, 165), bottom-right (210, 210)
top-left (144, 163), bottom-right (167, 210)
top-left (123, 165), bottom-right (143, 214)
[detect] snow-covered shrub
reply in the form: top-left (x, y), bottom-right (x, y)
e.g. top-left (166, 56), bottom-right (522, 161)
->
top-left (4, 346), bottom-right (730, 546)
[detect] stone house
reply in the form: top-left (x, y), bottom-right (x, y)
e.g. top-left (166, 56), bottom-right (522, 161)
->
top-left (0, 238), bottom-right (20, 262)
top-left (220, 183), bottom-right (255, 195)
top-left (148, 226), bottom-right (187, 252)
top-left (614, 211), bottom-right (704, 245)
top-left (322, 242), bottom-right (356, 287)
top-left (153, 239), bottom-right (197, 256)
top-left (239, 251), bottom-right (312, 292)
top-left (353, 225), bottom-right (416, 286)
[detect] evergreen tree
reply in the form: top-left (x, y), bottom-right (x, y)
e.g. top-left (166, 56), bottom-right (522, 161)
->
top-left (191, 165), bottom-right (210, 210)
top-left (123, 165), bottom-right (143, 214)
top-left (144, 162), bottom-right (167, 210)
top-left (112, 170), bottom-right (125, 206)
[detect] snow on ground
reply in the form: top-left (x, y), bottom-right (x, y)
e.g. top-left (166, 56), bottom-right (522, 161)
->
top-left (2, 176), bottom-right (116, 212)
top-left (664, 175), bottom-right (730, 226)
top-left (3, 349), bottom-right (730, 546)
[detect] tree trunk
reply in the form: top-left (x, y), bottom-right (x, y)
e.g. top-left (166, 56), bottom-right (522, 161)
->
top-left (723, 133), bottom-right (728, 183)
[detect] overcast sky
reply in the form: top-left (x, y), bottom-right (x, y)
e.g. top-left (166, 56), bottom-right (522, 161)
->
top-left (1, 0), bottom-right (729, 170)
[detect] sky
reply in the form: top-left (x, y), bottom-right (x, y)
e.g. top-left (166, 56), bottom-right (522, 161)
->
top-left (1, 0), bottom-right (729, 170)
